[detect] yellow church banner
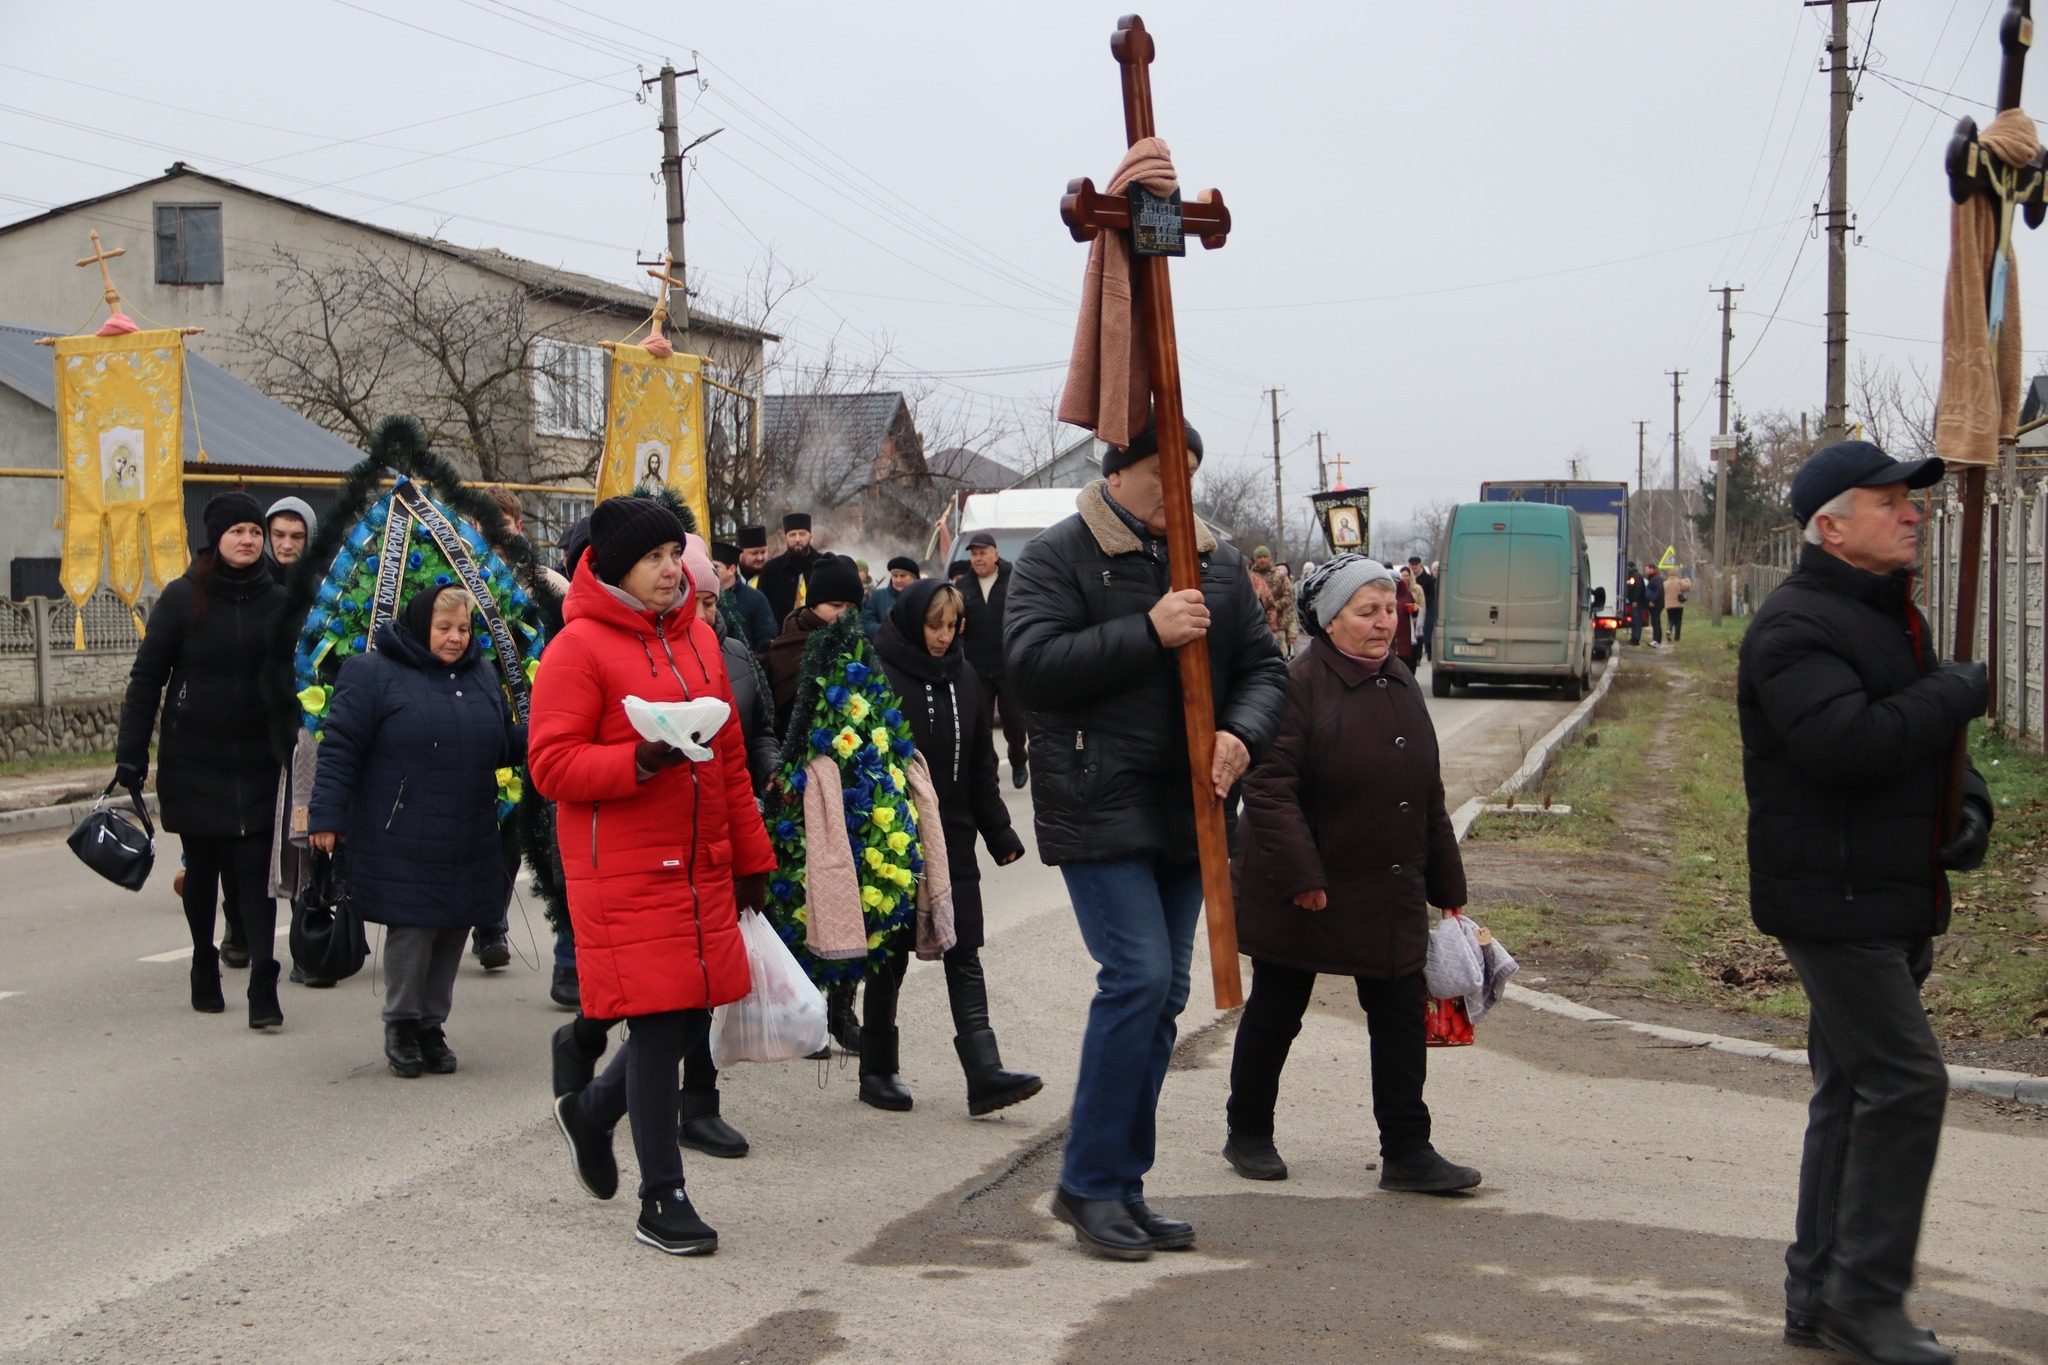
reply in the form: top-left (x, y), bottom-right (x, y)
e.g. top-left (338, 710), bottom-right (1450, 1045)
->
top-left (54, 329), bottom-right (189, 647)
top-left (595, 345), bottom-right (708, 534)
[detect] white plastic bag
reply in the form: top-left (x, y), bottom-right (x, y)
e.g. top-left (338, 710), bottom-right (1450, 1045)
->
top-left (1424, 909), bottom-right (1486, 1001)
top-left (622, 695), bottom-right (731, 762)
top-left (710, 910), bottom-right (830, 1065)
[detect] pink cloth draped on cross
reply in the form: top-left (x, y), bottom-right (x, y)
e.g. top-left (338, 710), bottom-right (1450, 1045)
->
top-left (1935, 108), bottom-right (2041, 468)
top-left (1059, 135), bottom-right (1204, 448)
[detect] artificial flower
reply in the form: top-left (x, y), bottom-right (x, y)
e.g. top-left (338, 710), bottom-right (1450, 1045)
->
top-left (863, 846), bottom-right (885, 870)
top-left (861, 885), bottom-right (884, 908)
top-left (831, 727), bottom-right (862, 758)
top-left (843, 693), bottom-right (871, 722)
top-left (886, 831), bottom-right (910, 854)
top-left (872, 804), bottom-right (896, 829)
top-left (297, 684), bottom-right (330, 716)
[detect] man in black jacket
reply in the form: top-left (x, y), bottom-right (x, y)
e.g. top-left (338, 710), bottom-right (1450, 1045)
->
top-left (1739, 441), bottom-right (1988, 1365)
top-left (754, 513), bottom-right (820, 626)
top-left (959, 532), bottom-right (1029, 787)
top-left (711, 540), bottom-right (778, 651)
top-left (1004, 421), bottom-right (1289, 1261)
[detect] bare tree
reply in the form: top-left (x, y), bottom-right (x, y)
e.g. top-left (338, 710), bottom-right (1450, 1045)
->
top-left (1851, 357), bottom-right (1937, 460)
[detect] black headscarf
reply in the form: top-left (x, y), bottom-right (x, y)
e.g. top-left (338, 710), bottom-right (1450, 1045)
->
top-left (875, 577), bottom-right (962, 684)
top-left (400, 585), bottom-right (461, 650)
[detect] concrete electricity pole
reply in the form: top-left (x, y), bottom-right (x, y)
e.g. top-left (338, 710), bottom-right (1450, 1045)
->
top-left (1711, 285), bottom-right (1744, 626)
top-left (646, 63), bottom-right (718, 355)
top-left (1817, 0), bottom-right (1872, 440)
top-left (1667, 371), bottom-right (1686, 562)
top-left (1269, 387), bottom-right (1285, 555)
top-left (1635, 420), bottom-right (1649, 564)
top-left (1314, 431), bottom-right (1326, 490)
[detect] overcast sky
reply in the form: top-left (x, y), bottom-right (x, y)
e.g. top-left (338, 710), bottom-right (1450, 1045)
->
top-left (1, 1), bottom-right (2035, 529)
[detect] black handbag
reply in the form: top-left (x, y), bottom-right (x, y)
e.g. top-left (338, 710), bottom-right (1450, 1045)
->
top-left (289, 849), bottom-right (369, 982)
top-left (67, 781), bottom-right (156, 891)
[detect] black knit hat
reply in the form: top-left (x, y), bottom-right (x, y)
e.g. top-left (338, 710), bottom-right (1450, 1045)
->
top-left (1102, 419), bottom-right (1205, 476)
top-left (589, 496), bottom-right (686, 586)
top-left (202, 491), bottom-right (265, 551)
top-left (738, 524), bottom-right (768, 550)
top-left (782, 511), bottom-right (813, 533)
top-left (806, 553), bottom-right (864, 607)
top-left (886, 555), bottom-right (920, 576)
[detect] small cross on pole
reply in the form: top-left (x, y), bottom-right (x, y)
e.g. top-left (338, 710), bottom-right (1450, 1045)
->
top-left (1325, 450), bottom-right (1350, 490)
top-left (76, 230), bottom-right (127, 313)
top-left (1060, 14), bottom-right (1244, 1009)
top-left (644, 252), bottom-right (685, 336)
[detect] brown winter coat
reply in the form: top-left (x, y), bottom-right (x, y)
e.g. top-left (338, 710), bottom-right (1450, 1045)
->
top-left (1236, 641), bottom-right (1466, 980)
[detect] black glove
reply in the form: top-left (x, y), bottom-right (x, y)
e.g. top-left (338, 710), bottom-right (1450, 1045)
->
top-left (634, 740), bottom-right (688, 774)
top-left (733, 871), bottom-right (769, 915)
top-left (1937, 659), bottom-right (1990, 718)
top-left (113, 761), bottom-right (146, 792)
top-left (1938, 798), bottom-right (1992, 872)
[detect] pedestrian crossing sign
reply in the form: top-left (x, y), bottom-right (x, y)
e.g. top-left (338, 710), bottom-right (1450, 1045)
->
top-left (1658, 546), bottom-right (1678, 571)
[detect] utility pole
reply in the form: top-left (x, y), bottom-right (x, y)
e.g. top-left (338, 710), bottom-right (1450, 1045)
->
top-left (1666, 371), bottom-right (1686, 565)
top-left (1635, 420), bottom-right (1648, 564)
top-left (645, 63), bottom-right (718, 356)
top-left (1815, 0), bottom-right (1871, 440)
top-left (1711, 285), bottom-right (1743, 626)
top-left (1269, 387), bottom-right (1285, 555)
top-left (1314, 431), bottom-right (1326, 490)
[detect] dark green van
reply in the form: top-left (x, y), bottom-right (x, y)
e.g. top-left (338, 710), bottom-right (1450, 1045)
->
top-left (1430, 501), bottom-right (1594, 698)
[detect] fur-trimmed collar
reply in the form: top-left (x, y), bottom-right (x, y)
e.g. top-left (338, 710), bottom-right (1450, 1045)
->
top-left (1077, 479), bottom-right (1219, 557)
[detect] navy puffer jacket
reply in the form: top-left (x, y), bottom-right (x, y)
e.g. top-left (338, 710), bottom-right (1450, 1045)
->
top-left (308, 624), bottom-right (526, 929)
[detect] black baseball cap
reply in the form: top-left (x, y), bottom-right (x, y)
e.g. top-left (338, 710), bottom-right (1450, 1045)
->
top-left (1790, 440), bottom-right (1945, 526)
top-left (965, 532), bottom-right (997, 550)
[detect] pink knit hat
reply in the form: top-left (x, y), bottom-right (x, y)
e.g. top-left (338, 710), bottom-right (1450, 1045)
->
top-left (682, 533), bottom-right (719, 600)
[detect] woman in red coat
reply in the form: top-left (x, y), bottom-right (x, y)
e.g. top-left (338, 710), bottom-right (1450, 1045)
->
top-left (529, 497), bottom-right (776, 1257)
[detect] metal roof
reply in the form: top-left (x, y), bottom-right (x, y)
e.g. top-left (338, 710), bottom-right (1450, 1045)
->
top-left (0, 322), bottom-right (365, 473)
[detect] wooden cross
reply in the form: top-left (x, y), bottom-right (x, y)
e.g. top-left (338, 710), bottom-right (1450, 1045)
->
top-left (76, 230), bottom-right (126, 312)
top-left (644, 252), bottom-right (685, 334)
top-left (1059, 13), bottom-right (1244, 1010)
top-left (1326, 450), bottom-right (1350, 490)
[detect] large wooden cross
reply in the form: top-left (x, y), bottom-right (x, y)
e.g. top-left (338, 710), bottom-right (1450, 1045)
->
top-left (76, 230), bottom-right (126, 312)
top-left (1060, 14), bottom-right (1243, 1009)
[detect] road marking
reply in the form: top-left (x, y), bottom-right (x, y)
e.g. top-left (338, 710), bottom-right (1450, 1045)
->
top-left (140, 927), bottom-right (289, 963)
top-left (0, 991), bottom-right (18, 1001)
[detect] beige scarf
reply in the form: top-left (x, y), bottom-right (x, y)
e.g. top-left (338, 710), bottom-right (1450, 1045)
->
top-left (1935, 109), bottom-right (2041, 467)
top-left (1058, 136), bottom-right (1180, 448)
top-left (906, 753), bottom-right (956, 960)
top-left (800, 755), bottom-right (868, 960)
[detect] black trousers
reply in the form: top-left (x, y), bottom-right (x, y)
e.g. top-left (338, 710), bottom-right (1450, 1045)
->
top-left (1665, 607), bottom-right (1684, 641)
top-left (1226, 960), bottom-right (1431, 1159)
top-left (573, 1009), bottom-right (710, 1200)
top-left (984, 673), bottom-right (1029, 771)
top-left (1777, 937), bottom-right (1947, 1313)
top-left (182, 834), bottom-right (276, 970)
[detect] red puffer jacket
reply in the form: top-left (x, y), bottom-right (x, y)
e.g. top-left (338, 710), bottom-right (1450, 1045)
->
top-left (529, 561), bottom-right (776, 1019)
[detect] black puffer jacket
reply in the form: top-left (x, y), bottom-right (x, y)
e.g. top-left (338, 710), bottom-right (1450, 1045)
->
top-left (1738, 542), bottom-right (1990, 940)
top-left (1003, 480), bottom-right (1289, 865)
top-left (959, 558), bottom-right (1012, 684)
top-left (116, 557), bottom-right (284, 838)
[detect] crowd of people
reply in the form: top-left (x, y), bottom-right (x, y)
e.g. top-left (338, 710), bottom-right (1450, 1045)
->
top-left (108, 431), bottom-right (1987, 1364)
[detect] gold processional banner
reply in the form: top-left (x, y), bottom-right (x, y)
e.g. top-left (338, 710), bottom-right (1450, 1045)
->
top-left (54, 330), bottom-right (189, 648)
top-left (596, 345), bottom-right (708, 535)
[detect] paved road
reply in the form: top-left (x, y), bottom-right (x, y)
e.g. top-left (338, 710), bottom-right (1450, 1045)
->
top-left (4, 664), bottom-right (2040, 1363)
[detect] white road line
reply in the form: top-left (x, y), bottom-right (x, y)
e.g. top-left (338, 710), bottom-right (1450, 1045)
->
top-left (0, 991), bottom-right (19, 1001)
top-left (139, 926), bottom-right (290, 964)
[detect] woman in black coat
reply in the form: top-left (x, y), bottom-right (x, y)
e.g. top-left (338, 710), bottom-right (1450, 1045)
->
top-left (116, 492), bottom-right (286, 1027)
top-left (1222, 555), bottom-right (1477, 1193)
top-left (308, 586), bottom-right (524, 1078)
top-left (873, 578), bottom-right (1042, 1116)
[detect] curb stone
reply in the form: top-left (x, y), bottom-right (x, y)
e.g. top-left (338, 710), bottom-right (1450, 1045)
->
top-left (1452, 654), bottom-right (2048, 1108)
top-left (0, 791), bottom-right (158, 841)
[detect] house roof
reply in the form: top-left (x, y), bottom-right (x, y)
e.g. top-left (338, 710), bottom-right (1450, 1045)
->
top-left (0, 321), bottom-right (364, 473)
top-left (762, 391), bottom-right (913, 457)
top-left (925, 445), bottom-right (1023, 491)
top-left (0, 164), bottom-right (776, 345)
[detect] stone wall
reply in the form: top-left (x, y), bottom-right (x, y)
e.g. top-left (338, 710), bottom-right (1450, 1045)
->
top-left (0, 698), bottom-right (123, 763)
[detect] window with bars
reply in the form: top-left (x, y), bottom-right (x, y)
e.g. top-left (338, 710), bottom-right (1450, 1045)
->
top-left (154, 204), bottom-right (223, 285)
top-left (531, 337), bottom-right (606, 439)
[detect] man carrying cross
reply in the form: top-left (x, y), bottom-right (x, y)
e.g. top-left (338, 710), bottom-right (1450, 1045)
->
top-left (1007, 15), bottom-right (1286, 1262)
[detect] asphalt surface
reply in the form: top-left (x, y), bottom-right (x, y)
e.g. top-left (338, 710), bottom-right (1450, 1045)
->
top-left (4, 662), bottom-right (2042, 1364)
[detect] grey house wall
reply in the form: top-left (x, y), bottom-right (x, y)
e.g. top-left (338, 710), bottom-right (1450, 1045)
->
top-left (0, 382), bottom-right (60, 565)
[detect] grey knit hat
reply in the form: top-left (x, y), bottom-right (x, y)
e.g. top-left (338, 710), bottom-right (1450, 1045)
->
top-left (1296, 554), bottom-right (1397, 638)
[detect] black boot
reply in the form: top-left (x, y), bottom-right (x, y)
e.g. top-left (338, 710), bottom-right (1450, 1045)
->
top-left (955, 1031), bottom-right (1042, 1116)
top-left (550, 963), bottom-right (580, 1010)
top-left (220, 916), bottom-right (250, 969)
top-left (471, 926), bottom-right (510, 970)
top-left (827, 982), bottom-right (861, 1054)
top-left (189, 945), bottom-right (225, 1014)
top-left (385, 1021), bottom-right (424, 1078)
top-left (551, 1018), bottom-right (607, 1098)
top-left (247, 960), bottom-right (282, 1030)
top-left (635, 1185), bottom-right (717, 1256)
top-left (416, 1025), bottom-right (458, 1074)
top-left (678, 1089), bottom-right (750, 1158)
top-left (859, 1028), bottom-right (913, 1110)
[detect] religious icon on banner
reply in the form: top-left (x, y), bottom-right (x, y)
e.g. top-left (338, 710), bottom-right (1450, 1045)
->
top-left (596, 344), bottom-right (707, 533)
top-left (54, 329), bottom-right (190, 646)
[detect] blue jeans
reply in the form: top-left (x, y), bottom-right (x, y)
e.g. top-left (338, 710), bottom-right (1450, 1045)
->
top-left (554, 930), bottom-right (576, 969)
top-left (1058, 856), bottom-right (1205, 1203)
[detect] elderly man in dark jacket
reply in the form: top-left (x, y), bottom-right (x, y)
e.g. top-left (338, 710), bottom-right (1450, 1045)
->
top-left (960, 532), bottom-right (1029, 786)
top-left (1005, 421), bottom-right (1289, 1261)
top-left (1739, 441), bottom-right (1988, 1365)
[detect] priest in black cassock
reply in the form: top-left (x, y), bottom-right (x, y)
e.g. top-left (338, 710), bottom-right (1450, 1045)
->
top-left (755, 512), bottom-right (822, 626)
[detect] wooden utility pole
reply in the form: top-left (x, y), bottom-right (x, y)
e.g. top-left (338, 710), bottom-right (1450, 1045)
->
top-left (1711, 285), bottom-right (1743, 625)
top-left (1268, 387), bottom-right (1285, 552)
top-left (1635, 419), bottom-right (1649, 564)
top-left (1667, 371), bottom-right (1686, 560)
top-left (1314, 431), bottom-right (1326, 489)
